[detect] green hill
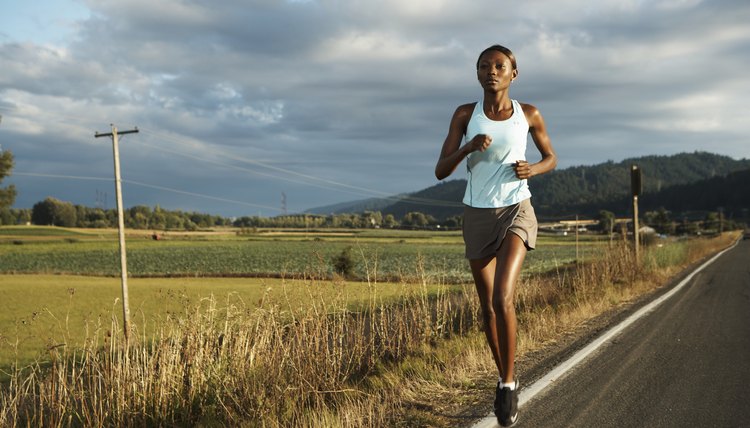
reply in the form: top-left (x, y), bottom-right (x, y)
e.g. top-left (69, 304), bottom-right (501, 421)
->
top-left (591, 167), bottom-right (750, 220)
top-left (306, 196), bottom-right (401, 215)
top-left (648, 167), bottom-right (750, 213)
top-left (307, 152), bottom-right (750, 220)
top-left (530, 151), bottom-right (750, 217)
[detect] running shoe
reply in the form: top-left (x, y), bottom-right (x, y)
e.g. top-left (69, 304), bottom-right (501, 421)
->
top-left (494, 380), bottom-right (518, 427)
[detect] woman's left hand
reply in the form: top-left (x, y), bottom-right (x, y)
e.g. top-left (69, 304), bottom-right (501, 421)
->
top-left (513, 160), bottom-right (533, 179)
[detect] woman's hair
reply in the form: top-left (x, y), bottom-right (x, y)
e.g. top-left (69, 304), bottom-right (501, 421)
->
top-left (476, 45), bottom-right (517, 71)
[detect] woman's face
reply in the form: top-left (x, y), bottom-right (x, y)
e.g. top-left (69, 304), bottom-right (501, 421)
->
top-left (477, 50), bottom-right (517, 91)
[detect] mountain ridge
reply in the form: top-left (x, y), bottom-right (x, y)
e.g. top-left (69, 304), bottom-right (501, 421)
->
top-left (306, 151), bottom-right (750, 220)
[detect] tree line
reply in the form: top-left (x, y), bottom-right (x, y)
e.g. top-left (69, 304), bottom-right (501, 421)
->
top-left (596, 207), bottom-right (744, 237)
top-left (4, 196), bottom-right (741, 236)
top-left (1, 196), bottom-right (464, 230)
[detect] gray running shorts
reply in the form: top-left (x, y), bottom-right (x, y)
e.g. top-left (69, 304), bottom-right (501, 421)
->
top-left (462, 198), bottom-right (538, 259)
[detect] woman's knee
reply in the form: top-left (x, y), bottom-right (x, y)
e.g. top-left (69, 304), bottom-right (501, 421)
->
top-left (480, 305), bottom-right (496, 325)
top-left (492, 295), bottom-right (515, 317)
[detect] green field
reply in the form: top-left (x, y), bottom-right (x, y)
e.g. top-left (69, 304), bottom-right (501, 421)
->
top-left (0, 226), bottom-right (603, 281)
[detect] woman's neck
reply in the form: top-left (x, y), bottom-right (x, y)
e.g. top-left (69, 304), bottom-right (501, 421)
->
top-left (483, 92), bottom-right (513, 117)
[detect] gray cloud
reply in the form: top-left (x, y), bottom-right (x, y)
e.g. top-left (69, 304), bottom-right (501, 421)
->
top-left (2, 0), bottom-right (749, 216)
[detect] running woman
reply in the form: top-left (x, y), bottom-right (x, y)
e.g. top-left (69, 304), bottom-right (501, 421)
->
top-left (435, 44), bottom-right (557, 426)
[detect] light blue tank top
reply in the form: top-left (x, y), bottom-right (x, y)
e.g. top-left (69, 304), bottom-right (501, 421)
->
top-left (462, 99), bottom-right (531, 207)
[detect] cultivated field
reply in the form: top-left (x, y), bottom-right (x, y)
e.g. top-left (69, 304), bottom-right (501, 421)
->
top-left (0, 226), bottom-right (600, 280)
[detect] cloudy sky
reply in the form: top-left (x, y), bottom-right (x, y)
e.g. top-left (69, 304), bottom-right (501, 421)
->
top-left (1, 0), bottom-right (749, 217)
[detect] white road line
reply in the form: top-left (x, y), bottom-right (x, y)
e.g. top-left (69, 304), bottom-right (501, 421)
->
top-left (471, 240), bottom-right (739, 428)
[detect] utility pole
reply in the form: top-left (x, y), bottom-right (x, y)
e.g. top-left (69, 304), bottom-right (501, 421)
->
top-left (631, 165), bottom-right (642, 261)
top-left (576, 214), bottom-right (581, 264)
top-left (95, 124), bottom-right (139, 343)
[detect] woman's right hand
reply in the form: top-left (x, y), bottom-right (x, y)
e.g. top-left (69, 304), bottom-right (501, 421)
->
top-left (467, 134), bottom-right (492, 153)
top-left (436, 104), bottom-right (486, 180)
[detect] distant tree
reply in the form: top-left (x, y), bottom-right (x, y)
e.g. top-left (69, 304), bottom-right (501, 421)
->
top-left (31, 197), bottom-right (77, 227)
top-left (644, 211), bottom-right (657, 225)
top-left (402, 212), bottom-right (436, 228)
top-left (0, 149), bottom-right (16, 215)
top-left (703, 212), bottom-right (721, 232)
top-left (677, 218), bottom-right (700, 235)
top-left (20, 209), bottom-right (31, 224)
top-left (382, 214), bottom-right (398, 228)
top-left (0, 208), bottom-right (12, 225)
top-left (444, 215), bottom-right (463, 229)
top-left (31, 198), bottom-right (56, 226)
top-left (55, 199), bottom-right (77, 227)
top-left (75, 205), bottom-right (88, 227)
top-left (12, 208), bottom-right (31, 225)
top-left (150, 207), bottom-right (167, 230)
top-left (597, 210), bottom-right (616, 235)
top-left (361, 211), bottom-right (382, 228)
top-left (86, 207), bottom-right (111, 228)
top-left (331, 213), bottom-right (358, 228)
top-left (233, 216), bottom-right (254, 228)
top-left (402, 212), bottom-right (424, 227)
top-left (644, 207), bottom-right (675, 235)
top-left (165, 213), bottom-right (185, 230)
top-left (190, 212), bottom-right (214, 228)
top-left (126, 205), bottom-right (151, 229)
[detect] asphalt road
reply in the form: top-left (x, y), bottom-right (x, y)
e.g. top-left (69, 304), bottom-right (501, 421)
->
top-left (513, 239), bottom-right (750, 428)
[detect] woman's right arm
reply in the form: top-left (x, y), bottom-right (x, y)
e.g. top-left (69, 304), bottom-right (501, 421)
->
top-left (435, 104), bottom-right (490, 180)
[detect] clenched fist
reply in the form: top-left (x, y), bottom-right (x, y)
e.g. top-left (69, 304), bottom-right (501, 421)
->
top-left (513, 160), bottom-right (533, 179)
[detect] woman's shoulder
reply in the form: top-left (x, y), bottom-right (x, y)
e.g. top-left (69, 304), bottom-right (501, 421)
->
top-left (457, 102), bottom-right (479, 113)
top-left (454, 102), bottom-right (479, 119)
top-left (518, 101), bottom-right (543, 123)
top-left (447, 102), bottom-right (479, 135)
top-left (517, 101), bottom-right (539, 114)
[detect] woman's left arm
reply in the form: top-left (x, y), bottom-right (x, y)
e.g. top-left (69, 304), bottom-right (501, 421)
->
top-left (515, 103), bottom-right (557, 179)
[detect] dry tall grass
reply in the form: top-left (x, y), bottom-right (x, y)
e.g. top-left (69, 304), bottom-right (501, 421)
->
top-left (1, 267), bottom-right (479, 427)
top-left (0, 233), bottom-right (738, 427)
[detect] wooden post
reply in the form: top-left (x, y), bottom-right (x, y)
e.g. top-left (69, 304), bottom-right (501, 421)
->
top-left (576, 214), bottom-right (580, 263)
top-left (631, 165), bottom-right (642, 261)
top-left (96, 125), bottom-right (139, 343)
top-left (633, 195), bottom-right (640, 260)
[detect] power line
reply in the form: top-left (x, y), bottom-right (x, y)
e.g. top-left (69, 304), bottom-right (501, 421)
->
top-left (139, 129), bottom-right (394, 196)
top-left (13, 172), bottom-right (283, 212)
top-left (13, 172), bottom-right (112, 182)
top-left (2, 103), bottom-right (463, 208)
top-left (135, 131), bottom-right (362, 196)
top-left (123, 179), bottom-right (283, 212)
top-left (138, 129), bottom-right (463, 208)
